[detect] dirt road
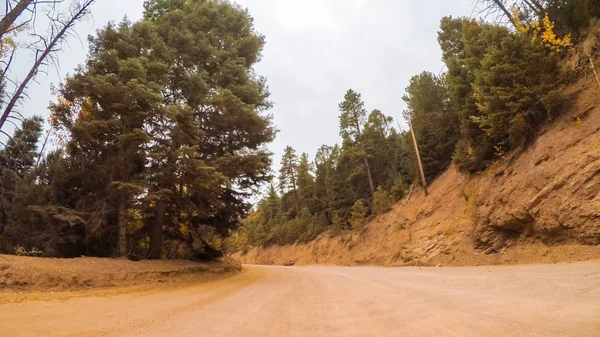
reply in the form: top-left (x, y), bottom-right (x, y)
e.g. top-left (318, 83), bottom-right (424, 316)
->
top-left (2, 261), bottom-right (600, 337)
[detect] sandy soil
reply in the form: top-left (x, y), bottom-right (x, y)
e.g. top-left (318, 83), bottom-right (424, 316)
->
top-left (0, 255), bottom-right (240, 297)
top-left (2, 261), bottom-right (599, 337)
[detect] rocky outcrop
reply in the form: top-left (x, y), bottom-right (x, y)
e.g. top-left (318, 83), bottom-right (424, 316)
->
top-left (473, 88), bottom-right (600, 253)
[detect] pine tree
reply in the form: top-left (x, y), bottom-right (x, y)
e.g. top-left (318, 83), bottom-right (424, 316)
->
top-left (296, 153), bottom-right (315, 212)
top-left (144, 0), bottom-right (274, 259)
top-left (279, 146), bottom-right (300, 215)
top-left (362, 109), bottom-right (397, 190)
top-left (328, 142), bottom-right (359, 225)
top-left (372, 186), bottom-right (393, 216)
top-left (313, 145), bottom-right (334, 219)
top-left (0, 117), bottom-right (43, 176)
top-left (438, 17), bottom-right (565, 171)
top-left (350, 199), bottom-right (368, 231)
top-left (402, 71), bottom-right (459, 181)
top-left (51, 20), bottom-right (159, 257)
top-left (339, 89), bottom-right (375, 196)
top-left (0, 117), bottom-right (43, 237)
top-left (471, 32), bottom-right (565, 150)
top-left (439, 17), bottom-right (509, 171)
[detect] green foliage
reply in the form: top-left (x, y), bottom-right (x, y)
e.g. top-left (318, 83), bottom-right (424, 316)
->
top-left (402, 71), bottom-right (459, 181)
top-left (338, 89), bottom-right (367, 141)
top-left (363, 110), bottom-right (399, 190)
top-left (372, 187), bottom-right (394, 216)
top-left (297, 153), bottom-right (319, 214)
top-left (238, 90), bottom-right (412, 246)
top-left (0, 119), bottom-right (89, 257)
top-left (339, 89), bottom-right (375, 195)
top-left (278, 146), bottom-right (299, 214)
top-left (0, 117), bottom-right (44, 252)
top-left (390, 175), bottom-right (408, 201)
top-left (439, 18), bottom-right (505, 171)
top-left (0, 117), bottom-right (43, 177)
top-left (439, 17), bottom-right (567, 172)
top-left (471, 32), bottom-right (566, 149)
top-left (350, 199), bottom-right (368, 231)
top-left (546, 0), bottom-right (600, 35)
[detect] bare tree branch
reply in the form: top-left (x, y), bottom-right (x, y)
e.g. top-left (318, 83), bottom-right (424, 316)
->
top-left (0, 0), bottom-right (33, 40)
top-left (0, 0), bottom-right (96, 132)
top-left (35, 127), bottom-right (50, 164)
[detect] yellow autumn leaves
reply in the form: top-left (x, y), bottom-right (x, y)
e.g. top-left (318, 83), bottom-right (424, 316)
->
top-left (512, 9), bottom-right (572, 53)
top-left (0, 25), bottom-right (22, 59)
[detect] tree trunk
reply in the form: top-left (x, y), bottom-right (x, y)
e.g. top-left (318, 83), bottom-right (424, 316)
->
top-left (150, 199), bottom-right (165, 260)
top-left (492, 0), bottom-right (517, 28)
top-left (522, 0), bottom-right (541, 15)
top-left (362, 153), bottom-right (375, 196)
top-left (409, 120), bottom-right (428, 197)
top-left (355, 119), bottom-right (375, 196)
top-left (118, 195), bottom-right (127, 257)
top-left (527, 0), bottom-right (545, 13)
top-left (0, 0), bottom-right (32, 40)
top-left (291, 172), bottom-right (300, 214)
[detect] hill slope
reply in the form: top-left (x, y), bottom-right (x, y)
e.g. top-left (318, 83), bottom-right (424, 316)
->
top-left (235, 71), bottom-right (600, 267)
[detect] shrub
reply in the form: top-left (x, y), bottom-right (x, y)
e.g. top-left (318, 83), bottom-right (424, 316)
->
top-left (372, 187), bottom-right (394, 216)
top-left (223, 232), bottom-right (249, 253)
top-left (350, 199), bottom-right (368, 231)
top-left (390, 175), bottom-right (407, 201)
top-left (452, 139), bottom-right (491, 172)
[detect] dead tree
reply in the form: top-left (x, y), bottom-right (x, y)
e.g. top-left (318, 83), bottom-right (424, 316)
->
top-left (0, 0), bottom-right (96, 132)
top-left (478, 0), bottom-right (548, 28)
top-left (0, 0), bottom-right (34, 39)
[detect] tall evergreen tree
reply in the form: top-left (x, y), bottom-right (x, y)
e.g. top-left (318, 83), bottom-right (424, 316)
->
top-left (0, 117), bottom-right (43, 236)
top-left (49, 0), bottom-right (274, 258)
top-left (296, 153), bottom-right (315, 212)
top-left (141, 0), bottom-right (274, 259)
top-left (313, 145), bottom-right (334, 220)
top-left (402, 71), bottom-right (459, 181)
top-left (438, 16), bottom-right (565, 171)
top-left (328, 142), bottom-right (360, 225)
top-left (279, 146), bottom-right (300, 215)
top-left (51, 20), bottom-right (161, 257)
top-left (438, 17), bottom-right (509, 171)
top-left (471, 32), bottom-right (565, 149)
top-left (339, 89), bottom-right (375, 196)
top-left (362, 109), bottom-right (397, 189)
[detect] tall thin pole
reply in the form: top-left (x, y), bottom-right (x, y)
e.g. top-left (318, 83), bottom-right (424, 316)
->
top-left (409, 120), bottom-right (427, 196)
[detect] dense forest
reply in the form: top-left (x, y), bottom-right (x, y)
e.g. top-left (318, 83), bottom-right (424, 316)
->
top-left (0, 0), bottom-right (598, 259)
top-left (229, 0), bottom-right (600, 251)
top-left (0, 0), bottom-right (274, 259)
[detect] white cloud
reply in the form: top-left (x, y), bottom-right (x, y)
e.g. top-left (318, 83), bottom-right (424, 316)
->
top-left (272, 0), bottom-right (341, 32)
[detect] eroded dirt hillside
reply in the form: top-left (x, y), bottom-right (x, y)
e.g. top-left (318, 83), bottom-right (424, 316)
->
top-left (235, 64), bottom-right (600, 267)
top-left (0, 255), bottom-right (240, 294)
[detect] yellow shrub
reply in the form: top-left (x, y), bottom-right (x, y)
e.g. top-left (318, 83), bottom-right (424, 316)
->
top-left (512, 9), bottom-right (572, 53)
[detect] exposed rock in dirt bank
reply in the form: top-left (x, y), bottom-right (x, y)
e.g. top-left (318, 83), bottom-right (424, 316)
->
top-left (0, 255), bottom-right (241, 292)
top-left (234, 76), bottom-right (600, 267)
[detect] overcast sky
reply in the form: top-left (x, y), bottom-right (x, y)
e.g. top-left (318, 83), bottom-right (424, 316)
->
top-left (11, 0), bottom-right (475, 166)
